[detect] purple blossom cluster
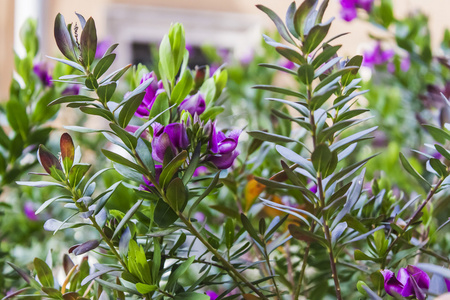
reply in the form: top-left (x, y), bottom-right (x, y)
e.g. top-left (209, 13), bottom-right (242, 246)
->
top-left (339, 0), bottom-right (374, 22)
top-left (382, 265), bottom-right (450, 299)
top-left (131, 71), bottom-right (240, 185)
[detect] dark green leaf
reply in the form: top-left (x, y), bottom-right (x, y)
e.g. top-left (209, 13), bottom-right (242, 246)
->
top-left (311, 143), bottom-right (331, 173)
top-left (159, 150), bottom-right (187, 188)
top-left (298, 64), bottom-right (314, 85)
top-left (166, 178), bottom-right (187, 212)
top-left (302, 21), bottom-right (332, 54)
top-left (257, 5), bottom-right (295, 45)
top-left (49, 95), bottom-right (97, 106)
top-left (399, 152), bottom-right (431, 188)
top-left (80, 17), bottom-right (97, 68)
top-left (112, 199), bottom-right (143, 239)
top-left (94, 54), bottom-right (116, 79)
top-left (293, 0), bottom-right (316, 38)
top-left (97, 81), bottom-right (117, 103)
top-left (154, 199), bottom-right (178, 228)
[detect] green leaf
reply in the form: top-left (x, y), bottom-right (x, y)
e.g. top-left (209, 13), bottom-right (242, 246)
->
top-left (135, 138), bottom-right (155, 174)
top-left (399, 152), bottom-right (431, 188)
top-left (49, 95), bottom-right (97, 106)
top-left (166, 256), bottom-right (195, 292)
top-left (240, 213), bottom-right (263, 246)
top-left (258, 63), bottom-right (297, 75)
top-left (172, 69), bottom-right (193, 104)
top-left (288, 224), bottom-right (327, 247)
top-left (298, 64), bottom-right (314, 85)
top-left (430, 158), bottom-right (448, 177)
top-left (423, 124), bottom-right (450, 144)
top-left (34, 258), bottom-right (54, 288)
top-left (80, 106), bottom-right (114, 121)
top-left (285, 2), bottom-right (299, 38)
top-left (6, 100), bottom-right (29, 140)
top-left (174, 293), bottom-right (210, 300)
top-left (135, 283), bottom-right (157, 294)
top-left (101, 64), bottom-right (132, 83)
top-left (95, 278), bottom-right (141, 295)
top-left (47, 56), bottom-right (85, 73)
top-left (31, 89), bottom-right (60, 123)
top-left (159, 150), bottom-right (187, 188)
top-left (199, 107), bottom-right (224, 122)
top-left (165, 178), bottom-right (187, 212)
top-left (276, 145), bottom-right (315, 177)
top-left (101, 149), bottom-right (146, 174)
top-left (54, 13), bottom-right (77, 61)
top-left (80, 17), bottom-right (97, 68)
top-left (341, 55), bottom-right (363, 86)
top-left (224, 218), bottom-right (235, 249)
top-left (302, 21), bottom-right (332, 54)
top-left (253, 85), bottom-right (306, 99)
top-left (312, 45), bottom-right (341, 69)
top-left (67, 162), bottom-right (89, 184)
top-left (188, 172), bottom-right (220, 218)
top-left (94, 53), bottom-right (116, 79)
top-left (118, 92), bottom-right (145, 128)
top-left (149, 92), bottom-right (170, 125)
top-left (97, 82), bottom-right (117, 103)
top-left (182, 142), bottom-right (200, 185)
top-left (275, 46), bottom-right (305, 65)
top-left (112, 200), bottom-right (143, 239)
top-left (154, 199), bottom-right (178, 228)
top-left (257, 5), bottom-right (295, 45)
top-left (247, 130), bottom-right (300, 144)
top-left (293, 0), bottom-right (316, 38)
top-left (311, 143), bottom-right (331, 174)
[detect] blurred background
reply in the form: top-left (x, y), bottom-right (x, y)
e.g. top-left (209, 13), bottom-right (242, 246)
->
top-left (2, 0), bottom-right (450, 101)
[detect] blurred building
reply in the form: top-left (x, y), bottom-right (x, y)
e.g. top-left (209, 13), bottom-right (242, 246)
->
top-left (2, 0), bottom-right (450, 100)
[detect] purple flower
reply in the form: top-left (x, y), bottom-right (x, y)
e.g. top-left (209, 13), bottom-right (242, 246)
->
top-left (363, 42), bottom-right (394, 68)
top-left (280, 59), bottom-right (296, 70)
top-left (400, 56), bottom-right (411, 72)
top-left (151, 122), bottom-right (189, 163)
top-left (33, 62), bottom-right (52, 87)
top-left (135, 72), bottom-right (165, 118)
top-left (193, 166), bottom-right (208, 177)
top-left (125, 125), bottom-right (150, 139)
top-left (445, 278), bottom-right (450, 291)
top-left (205, 291), bottom-right (218, 300)
top-left (24, 202), bottom-right (38, 221)
top-left (382, 265), bottom-right (430, 300)
top-left (95, 39), bottom-right (112, 59)
top-left (207, 123), bottom-right (240, 169)
top-left (62, 85), bottom-right (80, 96)
top-left (340, 0), bottom-right (373, 22)
top-left (179, 93), bottom-right (206, 116)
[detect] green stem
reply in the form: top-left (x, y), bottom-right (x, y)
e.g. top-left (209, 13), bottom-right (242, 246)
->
top-left (178, 213), bottom-right (268, 299)
top-left (293, 223), bottom-right (315, 299)
top-left (308, 86), bottom-right (342, 300)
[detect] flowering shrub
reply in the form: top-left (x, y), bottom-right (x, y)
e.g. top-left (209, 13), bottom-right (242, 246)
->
top-left (4, 1), bottom-right (450, 299)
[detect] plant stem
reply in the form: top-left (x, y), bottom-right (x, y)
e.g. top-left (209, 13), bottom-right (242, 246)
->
top-left (318, 177), bottom-right (342, 300)
top-left (308, 86), bottom-right (342, 300)
top-left (88, 215), bottom-right (129, 272)
top-left (263, 247), bottom-right (281, 299)
top-left (293, 223), bottom-right (315, 299)
top-left (178, 213), bottom-right (268, 299)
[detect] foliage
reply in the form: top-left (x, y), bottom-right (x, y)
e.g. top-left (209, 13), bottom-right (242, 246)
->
top-left (4, 1), bottom-right (450, 300)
